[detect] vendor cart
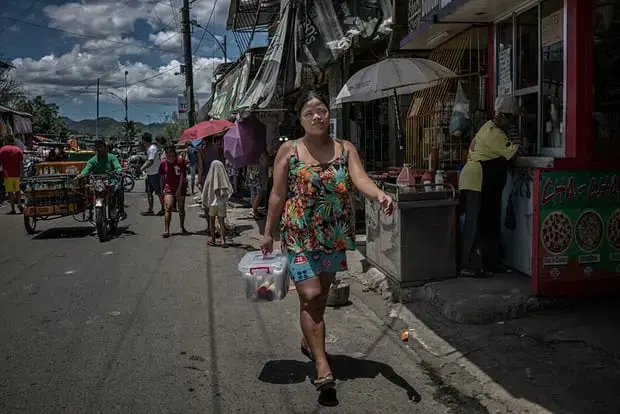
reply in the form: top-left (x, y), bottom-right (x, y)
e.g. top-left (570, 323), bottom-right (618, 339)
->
top-left (22, 162), bottom-right (91, 234)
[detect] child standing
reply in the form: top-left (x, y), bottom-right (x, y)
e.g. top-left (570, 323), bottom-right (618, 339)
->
top-left (159, 145), bottom-right (188, 237)
top-left (202, 160), bottom-right (233, 247)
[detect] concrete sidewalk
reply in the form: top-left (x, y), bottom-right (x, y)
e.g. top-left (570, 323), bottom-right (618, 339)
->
top-left (223, 204), bottom-right (588, 414)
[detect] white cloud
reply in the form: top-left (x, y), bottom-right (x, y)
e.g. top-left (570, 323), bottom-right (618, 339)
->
top-left (11, 50), bottom-right (223, 104)
top-left (147, 0), bottom-right (230, 31)
top-left (149, 30), bottom-right (183, 54)
top-left (9, 0), bottom-right (232, 119)
top-left (43, 1), bottom-right (146, 38)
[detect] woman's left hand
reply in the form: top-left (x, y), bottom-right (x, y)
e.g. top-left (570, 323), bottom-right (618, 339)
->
top-left (377, 192), bottom-right (393, 216)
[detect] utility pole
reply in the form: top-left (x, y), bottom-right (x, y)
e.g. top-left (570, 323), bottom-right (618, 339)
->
top-left (96, 78), bottom-right (100, 139)
top-left (124, 71), bottom-right (129, 123)
top-left (181, 0), bottom-right (196, 127)
top-left (124, 71), bottom-right (129, 143)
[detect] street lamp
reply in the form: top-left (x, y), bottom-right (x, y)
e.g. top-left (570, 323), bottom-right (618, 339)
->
top-left (107, 90), bottom-right (129, 141)
top-left (190, 19), bottom-right (227, 61)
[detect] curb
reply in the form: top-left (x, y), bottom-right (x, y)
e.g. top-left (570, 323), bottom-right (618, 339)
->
top-left (345, 264), bottom-right (570, 414)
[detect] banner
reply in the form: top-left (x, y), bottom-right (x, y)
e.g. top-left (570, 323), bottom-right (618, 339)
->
top-left (210, 56), bottom-right (252, 119)
top-left (296, 0), bottom-right (392, 68)
top-left (236, 2), bottom-right (296, 110)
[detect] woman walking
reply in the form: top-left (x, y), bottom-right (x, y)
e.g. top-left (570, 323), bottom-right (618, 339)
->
top-left (260, 91), bottom-right (393, 391)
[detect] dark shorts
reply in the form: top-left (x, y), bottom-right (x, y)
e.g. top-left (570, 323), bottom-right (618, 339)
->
top-left (145, 174), bottom-right (161, 195)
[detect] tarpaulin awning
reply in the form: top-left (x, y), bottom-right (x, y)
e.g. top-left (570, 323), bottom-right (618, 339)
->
top-left (236, 2), bottom-right (297, 110)
top-left (196, 94), bottom-right (214, 122)
top-left (209, 55), bottom-right (252, 120)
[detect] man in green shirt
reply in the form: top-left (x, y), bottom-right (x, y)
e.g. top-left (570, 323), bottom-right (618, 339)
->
top-left (78, 139), bottom-right (126, 218)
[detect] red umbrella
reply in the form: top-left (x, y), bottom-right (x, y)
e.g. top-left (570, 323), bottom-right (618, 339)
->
top-left (179, 119), bottom-right (235, 142)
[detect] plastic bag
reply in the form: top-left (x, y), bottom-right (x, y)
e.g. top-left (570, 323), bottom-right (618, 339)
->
top-left (449, 82), bottom-right (471, 137)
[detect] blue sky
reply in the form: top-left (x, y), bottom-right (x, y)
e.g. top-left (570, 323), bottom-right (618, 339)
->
top-left (0, 0), bottom-right (267, 123)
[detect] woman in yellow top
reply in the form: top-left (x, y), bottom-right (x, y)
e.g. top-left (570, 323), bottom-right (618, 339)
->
top-left (458, 96), bottom-right (521, 278)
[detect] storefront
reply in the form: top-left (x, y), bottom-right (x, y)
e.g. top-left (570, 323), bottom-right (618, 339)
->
top-left (488, 0), bottom-right (620, 297)
top-left (399, 0), bottom-right (620, 297)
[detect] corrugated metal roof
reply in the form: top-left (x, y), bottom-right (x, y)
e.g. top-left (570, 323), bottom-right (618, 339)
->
top-left (226, 0), bottom-right (280, 31)
top-left (0, 105), bottom-right (32, 117)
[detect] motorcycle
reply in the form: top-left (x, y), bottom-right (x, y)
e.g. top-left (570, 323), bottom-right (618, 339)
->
top-left (90, 173), bottom-right (123, 242)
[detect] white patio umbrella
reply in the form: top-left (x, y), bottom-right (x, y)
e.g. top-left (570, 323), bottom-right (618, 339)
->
top-left (334, 58), bottom-right (456, 105)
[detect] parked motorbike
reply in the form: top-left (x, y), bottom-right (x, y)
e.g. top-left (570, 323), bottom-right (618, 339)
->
top-left (89, 173), bottom-right (123, 242)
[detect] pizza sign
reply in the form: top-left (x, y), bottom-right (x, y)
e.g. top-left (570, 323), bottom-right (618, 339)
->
top-left (538, 171), bottom-right (620, 284)
top-left (540, 173), bottom-right (620, 207)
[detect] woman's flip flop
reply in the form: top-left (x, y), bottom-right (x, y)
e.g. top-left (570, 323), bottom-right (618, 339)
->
top-left (313, 373), bottom-right (335, 392)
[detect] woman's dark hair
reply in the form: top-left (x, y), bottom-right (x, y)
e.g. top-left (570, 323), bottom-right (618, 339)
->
top-left (164, 144), bottom-right (176, 153)
top-left (295, 90), bottom-right (329, 116)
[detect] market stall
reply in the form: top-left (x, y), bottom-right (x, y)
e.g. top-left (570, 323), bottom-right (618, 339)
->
top-left (491, 0), bottom-right (620, 296)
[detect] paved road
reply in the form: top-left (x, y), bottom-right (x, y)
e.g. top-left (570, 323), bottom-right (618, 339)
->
top-left (0, 192), bottom-right (484, 413)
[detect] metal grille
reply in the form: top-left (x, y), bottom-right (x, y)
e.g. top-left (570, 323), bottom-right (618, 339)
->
top-left (405, 28), bottom-right (489, 168)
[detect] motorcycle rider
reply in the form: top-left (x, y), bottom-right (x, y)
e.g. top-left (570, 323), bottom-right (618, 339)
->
top-left (77, 139), bottom-right (126, 219)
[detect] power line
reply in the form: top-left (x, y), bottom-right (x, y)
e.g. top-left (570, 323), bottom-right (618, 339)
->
top-left (1, 16), bottom-right (177, 54)
top-left (169, 0), bottom-right (181, 32)
top-left (192, 0), bottom-right (219, 56)
top-left (0, 0), bottom-right (42, 36)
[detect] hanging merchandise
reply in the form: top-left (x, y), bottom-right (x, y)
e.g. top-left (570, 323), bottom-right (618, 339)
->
top-left (449, 81), bottom-right (471, 137)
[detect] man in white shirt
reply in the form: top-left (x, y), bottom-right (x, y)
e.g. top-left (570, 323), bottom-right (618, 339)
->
top-left (139, 132), bottom-right (164, 216)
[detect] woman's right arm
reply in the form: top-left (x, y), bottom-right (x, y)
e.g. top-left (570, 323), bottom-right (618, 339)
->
top-left (263, 142), bottom-right (292, 239)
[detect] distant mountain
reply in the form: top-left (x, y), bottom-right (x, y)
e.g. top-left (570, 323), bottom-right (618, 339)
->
top-left (62, 117), bottom-right (166, 138)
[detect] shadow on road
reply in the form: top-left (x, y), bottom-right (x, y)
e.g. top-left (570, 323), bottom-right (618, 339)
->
top-left (258, 354), bottom-right (421, 404)
top-left (32, 225), bottom-right (136, 241)
top-left (33, 226), bottom-right (94, 239)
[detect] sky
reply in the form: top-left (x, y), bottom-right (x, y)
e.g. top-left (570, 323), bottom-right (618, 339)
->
top-left (0, 0), bottom-right (268, 124)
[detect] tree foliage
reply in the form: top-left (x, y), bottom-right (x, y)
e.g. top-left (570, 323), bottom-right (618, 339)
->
top-left (14, 95), bottom-right (69, 138)
top-left (163, 122), bottom-right (184, 141)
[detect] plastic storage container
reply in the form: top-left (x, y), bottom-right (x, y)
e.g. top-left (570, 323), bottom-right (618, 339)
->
top-left (238, 252), bottom-right (289, 302)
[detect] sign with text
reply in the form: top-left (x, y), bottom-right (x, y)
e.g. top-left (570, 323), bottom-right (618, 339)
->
top-left (497, 47), bottom-right (512, 96)
top-left (541, 9), bottom-right (564, 47)
top-left (538, 171), bottom-right (620, 284)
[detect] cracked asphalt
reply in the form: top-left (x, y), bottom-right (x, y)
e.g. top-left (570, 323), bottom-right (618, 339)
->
top-left (0, 190), bottom-right (486, 413)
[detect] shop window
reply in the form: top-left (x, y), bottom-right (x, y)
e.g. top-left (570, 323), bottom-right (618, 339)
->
top-left (516, 7), bottom-right (539, 91)
top-left (593, 0), bottom-right (620, 157)
top-left (541, 0), bottom-right (565, 152)
top-left (494, 1), bottom-right (566, 157)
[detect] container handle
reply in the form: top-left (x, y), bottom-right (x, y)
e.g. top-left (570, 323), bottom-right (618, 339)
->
top-left (250, 266), bottom-right (271, 275)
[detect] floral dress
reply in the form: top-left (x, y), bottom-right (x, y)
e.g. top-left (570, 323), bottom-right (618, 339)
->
top-left (281, 140), bottom-right (356, 282)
